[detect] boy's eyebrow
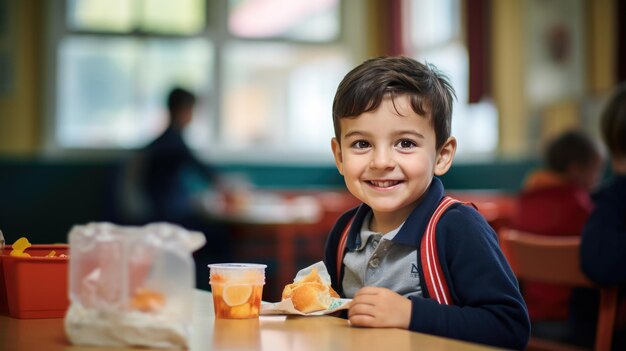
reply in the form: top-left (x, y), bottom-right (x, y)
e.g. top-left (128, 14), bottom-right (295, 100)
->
top-left (343, 130), bottom-right (426, 139)
top-left (343, 130), bottom-right (366, 139)
top-left (398, 130), bottom-right (426, 140)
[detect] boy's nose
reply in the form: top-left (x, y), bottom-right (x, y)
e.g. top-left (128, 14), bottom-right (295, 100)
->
top-left (370, 148), bottom-right (395, 169)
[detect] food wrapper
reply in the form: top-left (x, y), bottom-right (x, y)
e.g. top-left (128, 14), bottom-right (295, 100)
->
top-left (64, 222), bottom-right (205, 349)
top-left (260, 261), bottom-right (352, 316)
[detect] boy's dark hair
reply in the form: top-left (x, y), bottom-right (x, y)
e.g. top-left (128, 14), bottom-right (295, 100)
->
top-left (544, 130), bottom-right (601, 173)
top-left (332, 56), bottom-right (456, 150)
top-left (600, 83), bottom-right (626, 157)
top-left (167, 87), bottom-right (196, 120)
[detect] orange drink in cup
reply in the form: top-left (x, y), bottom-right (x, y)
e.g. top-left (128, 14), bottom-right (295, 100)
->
top-left (208, 263), bottom-right (266, 319)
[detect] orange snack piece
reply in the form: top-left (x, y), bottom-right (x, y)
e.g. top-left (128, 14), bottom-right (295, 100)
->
top-left (130, 288), bottom-right (166, 312)
top-left (281, 268), bottom-right (339, 313)
top-left (10, 237), bottom-right (32, 257)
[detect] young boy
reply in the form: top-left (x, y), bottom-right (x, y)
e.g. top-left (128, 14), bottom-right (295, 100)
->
top-left (323, 56), bottom-right (530, 349)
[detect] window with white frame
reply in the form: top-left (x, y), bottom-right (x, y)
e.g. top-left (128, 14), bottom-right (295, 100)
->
top-left (50, 0), bottom-right (353, 162)
top-left (405, 0), bottom-right (498, 160)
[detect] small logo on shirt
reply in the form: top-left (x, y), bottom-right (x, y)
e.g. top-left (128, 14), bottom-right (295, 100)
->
top-left (410, 263), bottom-right (419, 278)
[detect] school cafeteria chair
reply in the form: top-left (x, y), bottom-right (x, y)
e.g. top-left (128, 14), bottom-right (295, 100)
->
top-left (498, 228), bottom-right (619, 351)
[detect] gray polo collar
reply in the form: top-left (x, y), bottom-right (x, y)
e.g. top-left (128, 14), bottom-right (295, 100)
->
top-left (353, 211), bottom-right (403, 251)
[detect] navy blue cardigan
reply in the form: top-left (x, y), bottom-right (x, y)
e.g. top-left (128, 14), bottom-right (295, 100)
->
top-left (323, 178), bottom-right (530, 350)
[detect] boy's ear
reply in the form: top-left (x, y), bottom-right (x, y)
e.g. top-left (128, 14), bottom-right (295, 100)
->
top-left (434, 136), bottom-right (456, 176)
top-left (331, 137), bottom-right (344, 175)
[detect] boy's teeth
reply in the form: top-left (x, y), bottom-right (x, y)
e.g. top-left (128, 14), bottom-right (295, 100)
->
top-left (371, 180), bottom-right (399, 187)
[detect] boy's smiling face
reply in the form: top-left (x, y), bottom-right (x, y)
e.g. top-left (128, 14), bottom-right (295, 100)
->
top-left (331, 94), bottom-right (456, 232)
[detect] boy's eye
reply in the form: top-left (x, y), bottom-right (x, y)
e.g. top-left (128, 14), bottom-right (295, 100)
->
top-left (350, 140), bottom-right (371, 149)
top-left (396, 139), bottom-right (417, 149)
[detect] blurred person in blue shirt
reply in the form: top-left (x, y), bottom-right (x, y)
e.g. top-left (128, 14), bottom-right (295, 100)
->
top-left (140, 86), bottom-right (232, 289)
top-left (142, 87), bottom-right (216, 223)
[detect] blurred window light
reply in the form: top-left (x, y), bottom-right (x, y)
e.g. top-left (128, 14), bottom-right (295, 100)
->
top-left (67, 0), bottom-right (205, 34)
top-left (54, 0), bottom-right (350, 161)
top-left (57, 37), bottom-right (213, 148)
top-left (221, 42), bottom-right (350, 150)
top-left (409, 0), bottom-right (458, 49)
top-left (228, 0), bottom-right (340, 41)
top-left (67, 0), bottom-right (134, 32)
top-left (406, 0), bottom-right (497, 160)
top-left (141, 0), bottom-right (205, 34)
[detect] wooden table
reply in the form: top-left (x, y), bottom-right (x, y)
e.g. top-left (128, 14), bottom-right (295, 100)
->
top-left (0, 290), bottom-right (503, 351)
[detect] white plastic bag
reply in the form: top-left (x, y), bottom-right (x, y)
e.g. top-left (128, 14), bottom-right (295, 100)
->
top-left (64, 222), bottom-right (205, 349)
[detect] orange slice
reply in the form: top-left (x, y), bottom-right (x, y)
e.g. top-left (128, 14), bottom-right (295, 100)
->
top-left (223, 284), bottom-right (252, 307)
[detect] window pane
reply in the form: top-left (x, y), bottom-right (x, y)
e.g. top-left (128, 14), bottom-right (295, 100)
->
top-left (57, 37), bottom-right (136, 147)
top-left (141, 0), bottom-right (205, 34)
top-left (57, 36), bottom-right (213, 148)
top-left (409, 0), bottom-right (459, 49)
top-left (135, 39), bottom-right (214, 149)
top-left (221, 42), bottom-right (350, 151)
top-left (68, 0), bottom-right (205, 34)
top-left (67, 0), bottom-right (135, 32)
top-left (228, 0), bottom-right (340, 42)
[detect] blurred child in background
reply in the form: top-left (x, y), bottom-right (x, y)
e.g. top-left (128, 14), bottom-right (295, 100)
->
top-left (511, 130), bottom-right (604, 341)
top-left (514, 130), bottom-right (604, 237)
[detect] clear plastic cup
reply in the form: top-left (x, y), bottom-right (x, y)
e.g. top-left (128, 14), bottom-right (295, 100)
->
top-left (208, 263), bottom-right (266, 319)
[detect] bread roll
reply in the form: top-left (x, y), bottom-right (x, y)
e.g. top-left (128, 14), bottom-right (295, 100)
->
top-left (281, 268), bottom-right (339, 313)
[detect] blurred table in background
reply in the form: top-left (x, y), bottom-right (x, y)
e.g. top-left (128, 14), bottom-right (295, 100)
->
top-left (196, 190), bottom-right (360, 301)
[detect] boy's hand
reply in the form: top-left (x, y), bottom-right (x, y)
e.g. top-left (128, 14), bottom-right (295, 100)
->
top-left (348, 286), bottom-right (411, 329)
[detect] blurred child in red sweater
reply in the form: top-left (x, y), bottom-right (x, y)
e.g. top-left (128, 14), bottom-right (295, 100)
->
top-left (512, 130), bottom-right (604, 339)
